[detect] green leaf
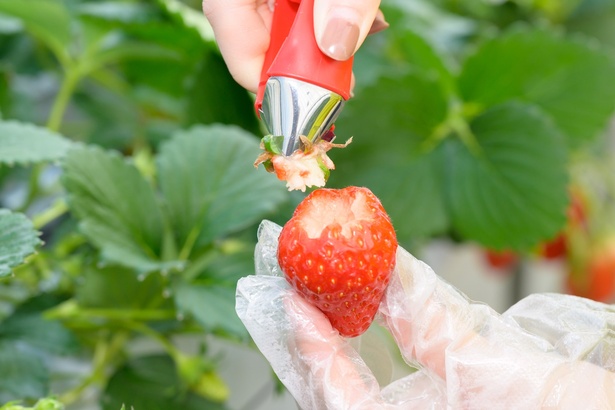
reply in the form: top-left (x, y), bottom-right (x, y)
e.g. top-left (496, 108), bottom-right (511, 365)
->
top-left (0, 121), bottom-right (75, 165)
top-left (338, 71), bottom-right (448, 153)
top-left (175, 282), bottom-right (247, 339)
top-left (62, 146), bottom-right (172, 273)
top-left (184, 52), bottom-right (260, 135)
top-left (337, 155), bottom-right (450, 242)
top-left (0, 342), bottom-right (48, 404)
top-left (101, 355), bottom-right (228, 410)
top-left (0, 294), bottom-right (77, 355)
top-left (0, 313), bottom-right (77, 356)
top-left (389, 29), bottom-right (456, 95)
top-left (0, 209), bottom-right (40, 278)
top-left (156, 0), bottom-right (215, 42)
top-left (118, 22), bottom-right (206, 99)
top-left (197, 242), bottom-right (256, 285)
top-left (568, 1), bottom-right (615, 49)
top-left (0, 14), bottom-right (22, 34)
top-left (156, 125), bottom-right (287, 252)
top-left (0, 0), bottom-right (72, 65)
top-left (445, 102), bottom-right (569, 250)
top-left (333, 71), bottom-right (449, 240)
top-left (0, 70), bottom-right (10, 116)
top-left (82, 39), bottom-right (182, 76)
top-left (76, 265), bottom-right (165, 309)
top-left (459, 27), bottom-right (615, 146)
top-left (0, 398), bottom-right (64, 410)
top-left (78, 2), bottom-right (160, 24)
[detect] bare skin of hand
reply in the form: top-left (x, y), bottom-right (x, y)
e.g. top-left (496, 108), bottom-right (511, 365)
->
top-left (202, 0), bottom-right (386, 92)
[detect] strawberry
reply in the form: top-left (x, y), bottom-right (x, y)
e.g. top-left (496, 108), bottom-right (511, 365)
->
top-left (277, 186), bottom-right (397, 338)
top-left (483, 249), bottom-right (518, 270)
top-left (567, 239), bottom-right (615, 303)
top-left (538, 233), bottom-right (567, 260)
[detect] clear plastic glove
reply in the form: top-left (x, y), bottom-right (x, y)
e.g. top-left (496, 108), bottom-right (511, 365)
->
top-left (202, 0), bottom-right (387, 92)
top-left (236, 221), bottom-right (615, 409)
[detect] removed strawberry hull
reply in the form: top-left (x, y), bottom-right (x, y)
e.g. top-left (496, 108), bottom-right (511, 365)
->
top-left (277, 186), bottom-right (398, 338)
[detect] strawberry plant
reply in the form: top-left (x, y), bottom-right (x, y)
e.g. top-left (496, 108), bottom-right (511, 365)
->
top-left (0, 0), bottom-right (614, 407)
top-left (0, 1), bottom-right (286, 407)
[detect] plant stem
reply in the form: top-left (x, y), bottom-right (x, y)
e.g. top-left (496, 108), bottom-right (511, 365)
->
top-left (130, 320), bottom-right (181, 359)
top-left (181, 247), bottom-right (219, 282)
top-left (59, 331), bottom-right (129, 405)
top-left (47, 70), bottom-right (80, 132)
top-left (80, 307), bottom-right (177, 321)
top-left (32, 198), bottom-right (68, 229)
top-left (46, 300), bottom-right (177, 322)
top-left (17, 164), bottom-right (44, 213)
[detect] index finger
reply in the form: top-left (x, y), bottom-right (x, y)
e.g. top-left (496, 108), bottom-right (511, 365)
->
top-left (202, 0), bottom-right (272, 92)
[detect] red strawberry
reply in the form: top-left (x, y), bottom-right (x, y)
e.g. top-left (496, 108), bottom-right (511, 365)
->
top-left (484, 249), bottom-right (518, 270)
top-left (538, 233), bottom-right (567, 260)
top-left (567, 240), bottom-right (615, 303)
top-left (277, 186), bottom-right (398, 338)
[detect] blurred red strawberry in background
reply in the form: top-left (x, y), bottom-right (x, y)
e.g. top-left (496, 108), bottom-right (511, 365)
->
top-left (483, 249), bottom-right (518, 271)
top-left (567, 239), bottom-right (615, 303)
top-left (560, 173), bottom-right (615, 303)
top-left (537, 187), bottom-right (588, 260)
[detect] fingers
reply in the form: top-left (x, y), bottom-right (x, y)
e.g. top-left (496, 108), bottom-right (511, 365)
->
top-left (380, 249), bottom-right (615, 408)
top-left (313, 0), bottom-right (383, 61)
top-left (236, 275), bottom-right (385, 409)
top-left (203, 0), bottom-right (385, 92)
top-left (202, 0), bottom-right (272, 92)
top-left (379, 247), bottom-right (486, 379)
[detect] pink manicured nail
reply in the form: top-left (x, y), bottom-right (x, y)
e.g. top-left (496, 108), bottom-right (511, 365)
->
top-left (320, 17), bottom-right (360, 61)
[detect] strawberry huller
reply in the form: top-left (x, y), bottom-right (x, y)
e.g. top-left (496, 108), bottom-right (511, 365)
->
top-left (255, 0), bottom-right (354, 157)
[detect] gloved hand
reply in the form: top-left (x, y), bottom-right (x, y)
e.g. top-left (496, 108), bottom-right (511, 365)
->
top-left (236, 220), bottom-right (615, 409)
top-left (202, 0), bottom-right (386, 92)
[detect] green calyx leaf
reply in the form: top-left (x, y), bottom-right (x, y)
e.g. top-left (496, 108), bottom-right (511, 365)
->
top-left (261, 135), bottom-right (285, 155)
top-left (317, 158), bottom-right (331, 182)
top-left (262, 159), bottom-right (275, 173)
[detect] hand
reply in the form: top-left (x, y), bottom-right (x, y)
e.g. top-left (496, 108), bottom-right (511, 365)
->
top-left (202, 0), bottom-right (386, 93)
top-left (236, 220), bottom-right (615, 409)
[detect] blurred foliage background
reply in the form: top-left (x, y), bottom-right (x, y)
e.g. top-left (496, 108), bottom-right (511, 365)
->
top-left (0, 0), bottom-right (614, 408)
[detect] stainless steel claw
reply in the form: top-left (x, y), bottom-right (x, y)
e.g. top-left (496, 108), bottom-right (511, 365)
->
top-left (258, 76), bottom-right (345, 156)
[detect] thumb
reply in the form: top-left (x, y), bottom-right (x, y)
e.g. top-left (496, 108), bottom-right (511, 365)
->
top-left (313, 0), bottom-right (384, 61)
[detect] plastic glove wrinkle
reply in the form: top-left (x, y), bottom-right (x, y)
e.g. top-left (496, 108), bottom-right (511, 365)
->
top-left (380, 247), bottom-right (480, 379)
top-left (254, 220), bottom-right (284, 277)
top-left (503, 293), bottom-right (615, 370)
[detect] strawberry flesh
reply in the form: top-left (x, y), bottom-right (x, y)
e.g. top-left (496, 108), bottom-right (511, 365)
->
top-left (277, 186), bottom-right (398, 337)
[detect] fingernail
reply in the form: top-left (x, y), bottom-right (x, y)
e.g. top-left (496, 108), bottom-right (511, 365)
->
top-left (320, 17), bottom-right (360, 61)
top-left (368, 10), bottom-right (389, 35)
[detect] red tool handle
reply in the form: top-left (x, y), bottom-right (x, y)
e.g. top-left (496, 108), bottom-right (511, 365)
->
top-left (254, 0), bottom-right (354, 114)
